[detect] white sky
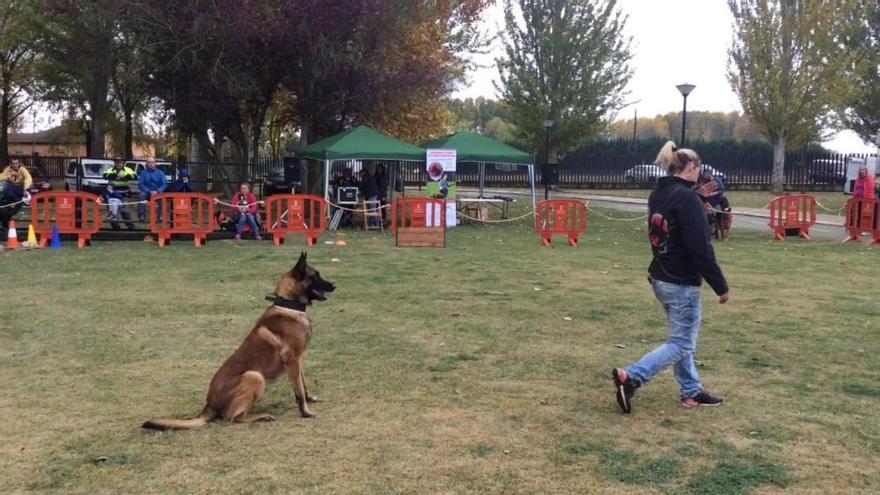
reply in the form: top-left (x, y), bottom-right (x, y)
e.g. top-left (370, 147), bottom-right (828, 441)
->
top-left (453, 0), bottom-right (876, 153)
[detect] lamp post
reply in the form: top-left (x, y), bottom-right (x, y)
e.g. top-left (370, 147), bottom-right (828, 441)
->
top-left (543, 119), bottom-right (554, 200)
top-left (676, 83), bottom-right (696, 146)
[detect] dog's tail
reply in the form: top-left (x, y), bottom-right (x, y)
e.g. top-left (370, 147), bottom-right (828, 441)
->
top-left (142, 406), bottom-right (218, 431)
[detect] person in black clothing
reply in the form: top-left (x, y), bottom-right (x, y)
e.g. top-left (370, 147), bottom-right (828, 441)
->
top-left (613, 141), bottom-right (730, 413)
top-left (360, 166), bottom-right (380, 227)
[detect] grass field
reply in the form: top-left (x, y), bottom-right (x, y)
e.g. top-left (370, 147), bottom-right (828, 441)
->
top-left (2, 205), bottom-right (878, 494)
top-left (567, 189), bottom-right (851, 212)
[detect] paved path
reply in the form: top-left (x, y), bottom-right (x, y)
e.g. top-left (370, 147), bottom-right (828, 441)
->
top-left (461, 187), bottom-right (848, 240)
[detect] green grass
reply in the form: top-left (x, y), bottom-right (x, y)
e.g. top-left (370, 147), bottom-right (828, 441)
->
top-left (2, 202), bottom-right (879, 494)
top-left (572, 189), bottom-right (850, 211)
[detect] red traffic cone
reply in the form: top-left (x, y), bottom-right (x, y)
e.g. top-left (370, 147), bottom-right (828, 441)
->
top-left (6, 220), bottom-right (21, 249)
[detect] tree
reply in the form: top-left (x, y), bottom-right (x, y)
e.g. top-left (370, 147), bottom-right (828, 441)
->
top-left (608, 111), bottom-right (765, 142)
top-left (36, 0), bottom-right (125, 158)
top-left (0, 0), bottom-right (39, 166)
top-left (727, 0), bottom-right (861, 192)
top-left (843, 2), bottom-right (880, 144)
top-left (496, 0), bottom-right (632, 163)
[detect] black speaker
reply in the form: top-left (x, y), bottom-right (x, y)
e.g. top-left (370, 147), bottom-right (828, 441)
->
top-left (283, 156), bottom-right (301, 183)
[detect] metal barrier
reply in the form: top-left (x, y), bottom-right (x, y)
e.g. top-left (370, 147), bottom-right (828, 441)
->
top-left (32, 191), bottom-right (102, 248)
top-left (535, 199), bottom-right (588, 246)
top-left (843, 198), bottom-right (879, 245)
top-left (264, 194), bottom-right (328, 246)
top-left (768, 195), bottom-right (816, 241)
top-left (391, 197), bottom-right (446, 247)
top-left (149, 193), bottom-right (216, 247)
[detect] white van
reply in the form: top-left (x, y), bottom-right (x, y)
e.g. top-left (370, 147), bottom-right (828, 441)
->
top-left (64, 158), bottom-right (115, 194)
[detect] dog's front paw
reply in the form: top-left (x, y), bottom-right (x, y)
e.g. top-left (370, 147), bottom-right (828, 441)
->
top-left (301, 410), bottom-right (316, 419)
top-left (306, 395), bottom-right (322, 403)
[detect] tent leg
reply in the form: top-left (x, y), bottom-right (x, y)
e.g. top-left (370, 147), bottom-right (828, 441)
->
top-left (324, 160), bottom-right (331, 217)
top-left (529, 164), bottom-right (537, 228)
top-left (479, 162), bottom-right (485, 198)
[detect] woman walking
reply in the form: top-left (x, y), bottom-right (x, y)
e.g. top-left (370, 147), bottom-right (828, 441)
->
top-left (613, 141), bottom-right (730, 413)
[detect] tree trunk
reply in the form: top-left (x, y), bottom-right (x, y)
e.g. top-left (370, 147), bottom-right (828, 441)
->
top-left (1, 92), bottom-right (10, 167)
top-left (124, 108), bottom-right (134, 159)
top-left (772, 135), bottom-right (786, 194)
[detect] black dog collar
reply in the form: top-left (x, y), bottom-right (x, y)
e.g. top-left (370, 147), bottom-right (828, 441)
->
top-left (265, 295), bottom-right (308, 312)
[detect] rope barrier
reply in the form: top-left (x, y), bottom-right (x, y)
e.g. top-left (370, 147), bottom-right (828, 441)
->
top-left (586, 204), bottom-right (649, 222)
top-left (326, 200), bottom-right (392, 212)
top-left (458, 210), bottom-right (534, 223)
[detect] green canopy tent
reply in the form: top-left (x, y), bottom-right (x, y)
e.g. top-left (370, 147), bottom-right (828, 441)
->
top-left (422, 131), bottom-right (537, 222)
top-left (296, 125), bottom-right (426, 203)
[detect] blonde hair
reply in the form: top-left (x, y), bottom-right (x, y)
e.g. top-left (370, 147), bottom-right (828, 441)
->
top-left (655, 141), bottom-right (701, 176)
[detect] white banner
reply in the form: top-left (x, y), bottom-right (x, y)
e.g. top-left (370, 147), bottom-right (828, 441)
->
top-left (426, 149), bottom-right (457, 180)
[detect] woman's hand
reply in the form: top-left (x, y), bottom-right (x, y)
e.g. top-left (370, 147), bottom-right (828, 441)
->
top-left (719, 292), bottom-right (730, 304)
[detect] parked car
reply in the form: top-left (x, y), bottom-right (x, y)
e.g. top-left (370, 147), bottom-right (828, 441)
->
top-left (64, 159), bottom-right (115, 194)
top-left (809, 159), bottom-right (846, 185)
top-left (26, 165), bottom-right (53, 195)
top-left (127, 160), bottom-right (175, 194)
top-left (625, 164), bottom-right (665, 183)
top-left (263, 169), bottom-right (301, 196)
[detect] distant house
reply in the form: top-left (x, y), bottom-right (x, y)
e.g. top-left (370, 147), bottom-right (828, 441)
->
top-left (7, 125), bottom-right (154, 158)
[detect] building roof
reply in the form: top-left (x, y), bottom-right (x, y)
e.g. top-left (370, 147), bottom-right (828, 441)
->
top-left (8, 125), bottom-right (85, 145)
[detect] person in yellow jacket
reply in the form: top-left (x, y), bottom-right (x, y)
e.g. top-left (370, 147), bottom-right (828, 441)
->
top-left (0, 158), bottom-right (33, 202)
top-left (102, 160), bottom-right (137, 230)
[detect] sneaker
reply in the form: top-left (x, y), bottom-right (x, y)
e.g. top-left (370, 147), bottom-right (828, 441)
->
top-left (234, 235), bottom-right (242, 241)
top-left (256, 236), bottom-right (263, 241)
top-left (682, 391), bottom-right (723, 408)
top-left (612, 368), bottom-right (638, 414)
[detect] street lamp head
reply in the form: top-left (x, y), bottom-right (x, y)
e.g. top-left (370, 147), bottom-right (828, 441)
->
top-left (676, 83), bottom-right (696, 97)
top-left (543, 120), bottom-right (554, 129)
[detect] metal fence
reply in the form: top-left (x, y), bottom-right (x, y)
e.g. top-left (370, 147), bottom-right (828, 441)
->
top-left (12, 151), bottom-right (873, 194)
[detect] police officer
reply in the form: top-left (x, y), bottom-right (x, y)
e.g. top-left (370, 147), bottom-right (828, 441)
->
top-left (103, 159), bottom-right (137, 230)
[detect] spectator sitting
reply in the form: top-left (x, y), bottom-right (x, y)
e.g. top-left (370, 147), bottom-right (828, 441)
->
top-left (137, 157), bottom-right (168, 222)
top-left (0, 158), bottom-right (32, 203)
top-left (230, 182), bottom-right (262, 241)
top-left (102, 184), bottom-right (136, 230)
top-left (172, 169), bottom-right (194, 193)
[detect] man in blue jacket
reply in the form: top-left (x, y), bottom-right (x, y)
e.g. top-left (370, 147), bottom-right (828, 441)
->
top-left (138, 157), bottom-right (167, 222)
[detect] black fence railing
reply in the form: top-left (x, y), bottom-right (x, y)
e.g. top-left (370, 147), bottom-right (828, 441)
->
top-left (12, 152), bottom-right (874, 194)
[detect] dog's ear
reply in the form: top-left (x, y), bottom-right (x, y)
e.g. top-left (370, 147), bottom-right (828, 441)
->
top-left (292, 251), bottom-right (308, 277)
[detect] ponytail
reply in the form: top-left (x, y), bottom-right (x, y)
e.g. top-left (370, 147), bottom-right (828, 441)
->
top-left (655, 140), bottom-right (700, 176)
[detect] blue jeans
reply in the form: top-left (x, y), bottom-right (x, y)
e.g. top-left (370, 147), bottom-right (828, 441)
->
top-left (138, 191), bottom-right (162, 220)
top-left (625, 280), bottom-right (704, 400)
top-left (236, 214), bottom-right (260, 237)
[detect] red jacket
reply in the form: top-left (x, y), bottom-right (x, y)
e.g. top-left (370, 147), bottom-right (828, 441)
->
top-left (231, 192), bottom-right (258, 214)
top-left (853, 175), bottom-right (876, 199)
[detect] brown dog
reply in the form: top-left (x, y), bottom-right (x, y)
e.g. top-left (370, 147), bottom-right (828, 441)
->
top-left (143, 252), bottom-right (335, 430)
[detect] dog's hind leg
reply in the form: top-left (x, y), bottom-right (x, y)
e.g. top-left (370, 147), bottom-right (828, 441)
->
top-left (225, 371), bottom-right (275, 424)
top-left (287, 356), bottom-right (315, 418)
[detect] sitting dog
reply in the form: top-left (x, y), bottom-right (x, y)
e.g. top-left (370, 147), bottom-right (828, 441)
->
top-left (143, 252), bottom-right (335, 430)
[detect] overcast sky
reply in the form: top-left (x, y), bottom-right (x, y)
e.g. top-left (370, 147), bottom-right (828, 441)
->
top-left (453, 0), bottom-right (876, 153)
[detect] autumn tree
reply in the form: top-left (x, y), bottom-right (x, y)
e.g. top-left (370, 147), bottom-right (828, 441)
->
top-left (0, 0), bottom-right (39, 165)
top-left (727, 0), bottom-right (862, 192)
top-left (843, 2), bottom-right (880, 143)
top-left (608, 111), bottom-right (765, 142)
top-left (496, 0), bottom-right (632, 163)
top-left (35, 0), bottom-right (127, 157)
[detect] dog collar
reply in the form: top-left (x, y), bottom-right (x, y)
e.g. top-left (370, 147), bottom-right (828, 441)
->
top-left (265, 295), bottom-right (308, 312)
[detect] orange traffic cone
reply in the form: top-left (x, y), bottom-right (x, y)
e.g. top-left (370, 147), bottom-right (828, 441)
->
top-left (6, 220), bottom-right (21, 249)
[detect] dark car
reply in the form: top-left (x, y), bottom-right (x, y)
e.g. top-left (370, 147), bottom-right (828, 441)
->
top-left (262, 170), bottom-right (301, 197)
top-left (809, 159), bottom-right (846, 185)
top-left (26, 165), bottom-right (53, 195)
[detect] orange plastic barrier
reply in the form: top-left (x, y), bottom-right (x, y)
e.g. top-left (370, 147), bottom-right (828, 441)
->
top-left (32, 191), bottom-right (102, 248)
top-left (843, 198), bottom-right (879, 245)
top-left (768, 195), bottom-right (816, 241)
top-left (264, 194), bottom-right (328, 246)
top-left (536, 199), bottom-right (587, 246)
top-left (390, 197), bottom-right (446, 247)
top-left (149, 193), bottom-right (216, 247)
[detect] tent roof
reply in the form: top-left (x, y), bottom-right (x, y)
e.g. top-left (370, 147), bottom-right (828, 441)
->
top-left (422, 131), bottom-right (533, 165)
top-left (295, 125), bottom-right (425, 162)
